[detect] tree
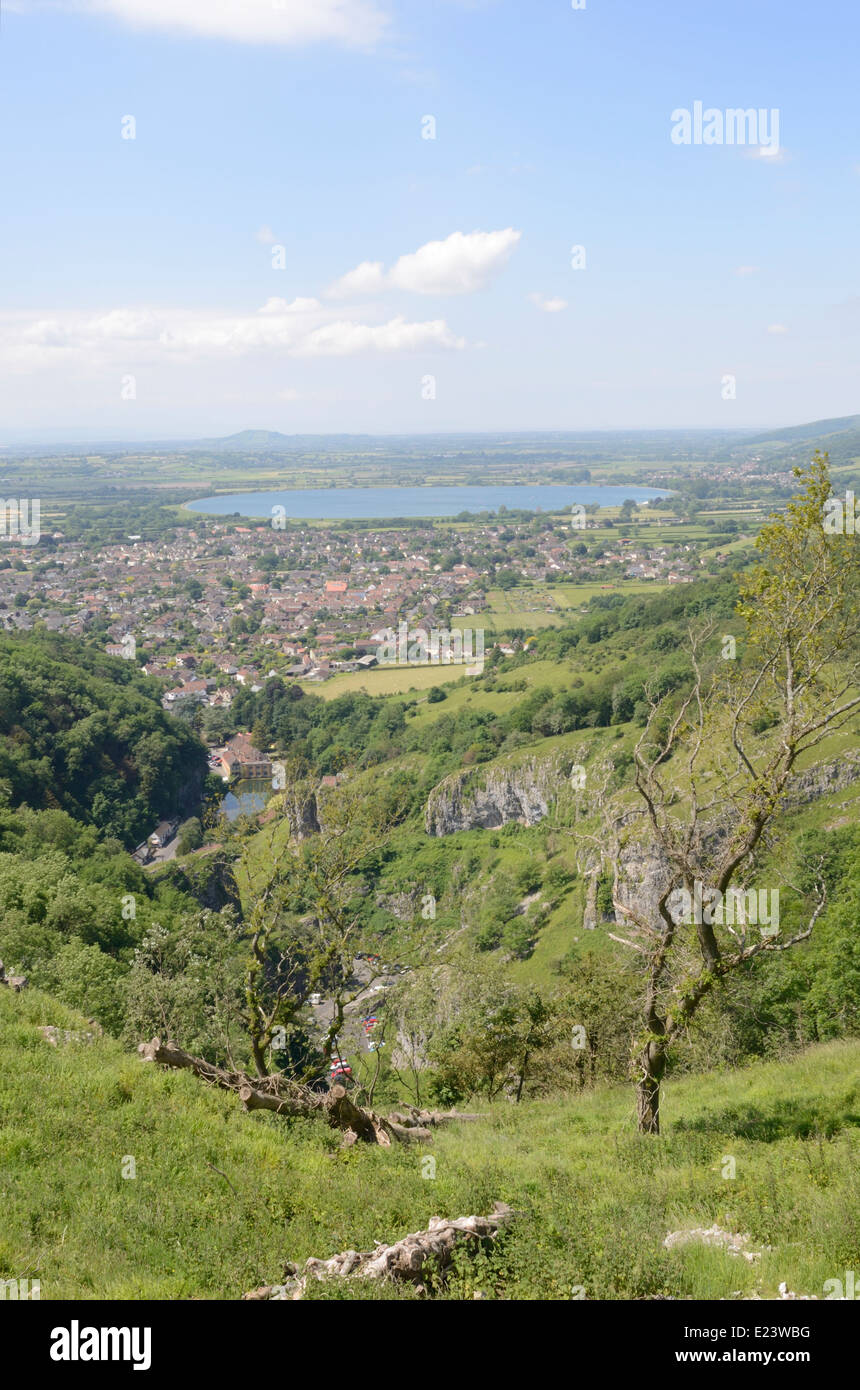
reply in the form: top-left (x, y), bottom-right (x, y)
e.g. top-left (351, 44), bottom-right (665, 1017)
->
top-left (176, 817), bottom-right (203, 855)
top-left (416, 958), bottom-right (562, 1104)
top-left (495, 569), bottom-right (520, 590)
top-left (611, 455), bottom-right (860, 1132)
top-left (237, 774), bottom-right (409, 1078)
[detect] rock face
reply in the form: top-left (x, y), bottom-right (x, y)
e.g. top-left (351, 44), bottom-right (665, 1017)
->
top-left (376, 890), bottom-right (421, 921)
top-left (611, 825), bottom-right (675, 928)
top-left (290, 792), bottom-right (320, 838)
top-left (424, 744), bottom-right (860, 932)
top-left (582, 870), bottom-right (600, 931)
top-left (610, 756), bottom-right (860, 929)
top-left (786, 756), bottom-right (860, 806)
top-left (425, 758), bottom-right (562, 836)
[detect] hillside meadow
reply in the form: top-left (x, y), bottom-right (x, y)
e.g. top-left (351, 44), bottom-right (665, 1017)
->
top-left (1, 987), bottom-right (856, 1301)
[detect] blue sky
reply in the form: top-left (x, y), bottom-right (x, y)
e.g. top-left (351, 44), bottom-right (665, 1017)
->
top-left (2, 0), bottom-right (859, 439)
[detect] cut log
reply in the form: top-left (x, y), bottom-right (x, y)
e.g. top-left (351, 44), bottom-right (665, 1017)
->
top-left (243, 1202), bottom-right (517, 1300)
top-left (139, 1037), bottom-right (319, 1113)
top-left (237, 1084), bottom-right (318, 1118)
top-left (385, 1120), bottom-right (434, 1144)
top-left (325, 1085), bottom-right (390, 1144)
top-left (137, 1037), bottom-right (444, 1146)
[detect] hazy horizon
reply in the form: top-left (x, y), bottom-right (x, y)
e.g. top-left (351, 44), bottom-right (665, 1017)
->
top-left (0, 418), bottom-right (835, 450)
top-left (3, 0), bottom-right (860, 437)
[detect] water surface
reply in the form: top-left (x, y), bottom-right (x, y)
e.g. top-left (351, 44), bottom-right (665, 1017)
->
top-left (220, 779), bottom-right (273, 821)
top-left (187, 483), bottom-right (669, 521)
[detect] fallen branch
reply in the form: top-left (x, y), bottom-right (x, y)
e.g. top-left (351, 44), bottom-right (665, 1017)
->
top-left (243, 1202), bottom-right (517, 1299)
top-left (138, 1037), bottom-right (316, 1117)
top-left (138, 1037), bottom-right (441, 1145)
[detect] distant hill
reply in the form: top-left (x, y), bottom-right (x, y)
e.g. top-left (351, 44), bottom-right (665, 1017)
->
top-left (191, 429), bottom-right (304, 452)
top-left (187, 429), bottom-right (379, 454)
top-left (743, 413), bottom-right (860, 445)
top-left (8, 418), bottom-right (860, 467)
top-left (736, 413), bottom-right (860, 470)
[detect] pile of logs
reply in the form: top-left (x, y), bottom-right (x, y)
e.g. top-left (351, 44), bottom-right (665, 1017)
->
top-left (243, 1202), bottom-right (517, 1299)
top-left (0, 960), bottom-right (27, 992)
top-left (137, 1037), bottom-right (480, 1146)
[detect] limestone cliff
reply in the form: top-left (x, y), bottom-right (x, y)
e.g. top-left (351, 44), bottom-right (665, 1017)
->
top-left (424, 749), bottom-right (589, 836)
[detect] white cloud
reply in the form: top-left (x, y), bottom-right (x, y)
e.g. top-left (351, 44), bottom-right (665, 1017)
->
top-left (328, 260), bottom-right (387, 298)
top-left (328, 228), bottom-right (522, 297)
top-left (2, 298), bottom-right (466, 367)
top-left (24, 307), bottom-right (161, 345)
top-left (390, 228), bottom-right (521, 293)
top-left (745, 145), bottom-right (790, 165)
top-left (528, 292), bottom-right (568, 313)
top-left (734, 265), bottom-right (759, 277)
top-left (300, 316), bottom-right (465, 355)
top-left (69, 0), bottom-right (388, 47)
top-left (767, 323), bottom-right (789, 334)
top-left (255, 225), bottom-right (278, 245)
top-left (258, 296), bottom-right (321, 314)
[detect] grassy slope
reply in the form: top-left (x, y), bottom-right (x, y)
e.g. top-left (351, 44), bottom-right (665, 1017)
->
top-left (1, 987), bottom-right (857, 1301)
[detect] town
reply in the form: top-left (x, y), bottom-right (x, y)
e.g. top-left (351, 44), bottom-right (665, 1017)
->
top-left (0, 499), bottom-right (745, 732)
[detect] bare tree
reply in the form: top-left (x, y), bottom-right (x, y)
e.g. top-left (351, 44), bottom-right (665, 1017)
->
top-left (608, 455), bottom-right (859, 1131)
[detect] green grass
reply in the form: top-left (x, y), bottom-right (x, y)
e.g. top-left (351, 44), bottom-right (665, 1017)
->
top-left (1, 987), bottom-right (857, 1300)
top-left (316, 664), bottom-right (472, 700)
top-left (469, 580), bottom-right (670, 633)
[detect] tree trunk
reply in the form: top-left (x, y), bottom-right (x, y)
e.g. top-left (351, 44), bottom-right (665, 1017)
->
top-left (636, 1043), bottom-right (665, 1134)
top-left (515, 1051), bottom-right (530, 1104)
top-left (250, 1035), bottom-right (269, 1079)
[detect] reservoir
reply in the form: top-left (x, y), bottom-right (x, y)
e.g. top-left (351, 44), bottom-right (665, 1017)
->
top-left (186, 483), bottom-right (669, 521)
top-left (220, 779), bottom-right (274, 821)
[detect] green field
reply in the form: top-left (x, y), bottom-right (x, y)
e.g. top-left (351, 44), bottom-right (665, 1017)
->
top-left (317, 663), bottom-right (474, 700)
top-left (465, 580), bottom-right (671, 633)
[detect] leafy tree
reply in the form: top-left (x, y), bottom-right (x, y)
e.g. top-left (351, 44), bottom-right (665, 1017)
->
top-left (177, 818), bottom-right (203, 855)
top-left (238, 775), bottom-right (409, 1077)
